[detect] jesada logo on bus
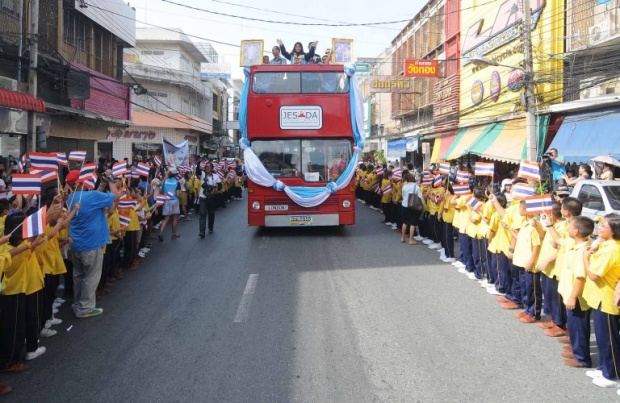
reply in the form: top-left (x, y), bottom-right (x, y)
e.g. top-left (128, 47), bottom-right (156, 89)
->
top-left (404, 59), bottom-right (439, 78)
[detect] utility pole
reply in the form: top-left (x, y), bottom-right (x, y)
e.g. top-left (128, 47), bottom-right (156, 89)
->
top-left (522, 0), bottom-right (537, 161)
top-left (27, 0), bottom-right (39, 151)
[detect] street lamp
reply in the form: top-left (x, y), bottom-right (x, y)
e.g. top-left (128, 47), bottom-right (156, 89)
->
top-left (467, 53), bottom-right (537, 162)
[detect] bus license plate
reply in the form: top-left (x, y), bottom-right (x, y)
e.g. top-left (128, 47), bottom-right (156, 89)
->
top-left (290, 215), bottom-right (312, 226)
top-left (265, 205), bottom-right (288, 211)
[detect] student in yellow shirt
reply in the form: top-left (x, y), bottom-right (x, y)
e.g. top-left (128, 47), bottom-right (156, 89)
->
top-left (452, 192), bottom-right (474, 274)
top-left (512, 201), bottom-right (542, 323)
top-left (468, 187), bottom-right (489, 281)
top-left (439, 185), bottom-right (456, 263)
top-left (486, 193), bottom-right (507, 295)
top-left (543, 197), bottom-right (582, 338)
top-left (0, 213), bottom-right (48, 369)
top-left (582, 213), bottom-right (620, 388)
top-left (536, 203), bottom-right (567, 331)
top-left (0, 199), bottom-right (9, 235)
top-left (380, 171), bottom-right (394, 226)
top-left (558, 216), bottom-right (594, 368)
top-left (391, 174), bottom-right (403, 231)
top-left (426, 177), bottom-right (445, 250)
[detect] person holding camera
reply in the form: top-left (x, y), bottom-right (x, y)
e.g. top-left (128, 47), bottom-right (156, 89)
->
top-left (544, 148), bottom-right (566, 190)
top-left (198, 162), bottom-right (222, 238)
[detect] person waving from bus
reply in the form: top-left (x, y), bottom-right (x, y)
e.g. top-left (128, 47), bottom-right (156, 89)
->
top-left (276, 39), bottom-right (318, 64)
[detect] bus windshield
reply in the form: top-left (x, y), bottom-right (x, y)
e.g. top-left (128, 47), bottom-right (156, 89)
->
top-left (252, 72), bottom-right (349, 94)
top-left (252, 139), bottom-right (352, 182)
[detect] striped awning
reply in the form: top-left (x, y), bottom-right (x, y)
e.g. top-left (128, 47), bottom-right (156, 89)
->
top-left (0, 88), bottom-right (45, 113)
top-left (430, 133), bottom-right (456, 163)
top-left (467, 119), bottom-right (527, 163)
top-left (443, 125), bottom-right (488, 161)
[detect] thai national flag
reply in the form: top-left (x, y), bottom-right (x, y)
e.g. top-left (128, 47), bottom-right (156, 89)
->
top-left (453, 184), bottom-right (471, 195)
top-left (118, 199), bottom-right (139, 209)
top-left (382, 184), bottom-right (392, 195)
top-left (156, 194), bottom-right (168, 206)
top-left (227, 170), bottom-right (237, 179)
top-left (438, 162), bottom-right (451, 175)
top-left (433, 175), bottom-right (444, 187)
top-left (29, 152), bottom-right (58, 172)
top-left (68, 150), bottom-right (87, 162)
top-left (518, 160), bottom-right (541, 182)
top-left (125, 171), bottom-right (140, 179)
top-left (56, 152), bottom-right (68, 166)
top-left (199, 160), bottom-right (207, 169)
top-left (29, 169), bottom-right (56, 184)
top-left (422, 171), bottom-right (433, 186)
top-left (475, 162), bottom-right (494, 177)
top-left (79, 163), bottom-right (98, 182)
top-left (119, 214), bottom-right (131, 228)
top-left (512, 183), bottom-right (536, 199)
top-left (82, 172), bottom-right (97, 190)
top-left (391, 167), bottom-right (402, 180)
top-left (153, 156), bottom-right (162, 166)
top-left (179, 165), bottom-right (192, 174)
top-left (166, 190), bottom-right (176, 198)
top-left (11, 174), bottom-right (42, 195)
top-left (22, 206), bottom-right (46, 239)
top-left (456, 170), bottom-right (470, 184)
top-left (112, 162), bottom-right (128, 177)
top-left (136, 162), bottom-right (150, 177)
top-left (525, 194), bottom-right (553, 214)
top-left (376, 167), bottom-right (384, 176)
top-left (372, 184), bottom-right (381, 195)
top-left (467, 196), bottom-right (483, 212)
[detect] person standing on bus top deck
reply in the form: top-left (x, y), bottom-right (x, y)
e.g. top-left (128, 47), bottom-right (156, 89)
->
top-left (269, 46), bottom-right (288, 65)
top-left (276, 39), bottom-right (318, 64)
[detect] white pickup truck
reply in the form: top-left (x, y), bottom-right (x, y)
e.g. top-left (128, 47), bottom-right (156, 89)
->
top-left (569, 180), bottom-right (620, 220)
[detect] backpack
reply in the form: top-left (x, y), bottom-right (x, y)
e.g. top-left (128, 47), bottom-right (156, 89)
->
top-left (407, 185), bottom-right (423, 210)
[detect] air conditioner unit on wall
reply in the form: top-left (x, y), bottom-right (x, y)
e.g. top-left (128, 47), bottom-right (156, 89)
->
top-left (0, 77), bottom-right (18, 91)
top-left (580, 86), bottom-right (602, 99)
top-left (589, 23), bottom-right (610, 45)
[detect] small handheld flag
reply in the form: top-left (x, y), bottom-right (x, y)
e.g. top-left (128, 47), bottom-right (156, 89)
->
top-left (153, 156), bottom-right (162, 166)
top-left (11, 174), bottom-right (42, 195)
top-left (118, 199), bottom-right (139, 209)
top-left (375, 167), bottom-right (384, 176)
top-left (29, 169), bottom-right (56, 184)
top-left (119, 214), bottom-right (131, 228)
top-left (166, 190), bottom-right (175, 198)
top-left (56, 152), bottom-right (68, 166)
top-left (467, 196), bottom-right (483, 212)
top-left (69, 150), bottom-right (87, 161)
top-left (382, 184), bottom-right (392, 195)
top-left (438, 162), bottom-right (451, 175)
top-left (453, 184), bottom-right (471, 196)
top-left (518, 160), bottom-right (541, 182)
top-left (78, 163), bottom-right (98, 182)
top-left (432, 175), bottom-right (443, 188)
top-left (422, 171), bottom-right (433, 186)
top-left (23, 206), bottom-right (47, 239)
top-left (156, 194), bottom-right (168, 206)
top-left (28, 152), bottom-right (58, 172)
top-left (456, 170), bottom-right (470, 184)
top-left (512, 183), bottom-right (536, 199)
top-left (112, 162), bottom-right (128, 177)
top-left (525, 194), bottom-right (553, 214)
top-left (136, 162), bottom-right (150, 177)
top-left (82, 173), bottom-right (97, 190)
top-left (475, 162), bottom-right (494, 177)
top-left (391, 167), bottom-right (402, 180)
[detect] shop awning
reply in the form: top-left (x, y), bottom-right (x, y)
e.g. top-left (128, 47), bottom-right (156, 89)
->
top-left (443, 125), bottom-right (488, 161)
top-left (548, 108), bottom-right (620, 163)
top-left (467, 119), bottom-right (527, 163)
top-left (430, 133), bottom-right (456, 163)
top-left (0, 88), bottom-right (45, 113)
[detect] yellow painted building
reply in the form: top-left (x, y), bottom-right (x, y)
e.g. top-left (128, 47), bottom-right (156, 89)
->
top-left (443, 0), bottom-right (564, 163)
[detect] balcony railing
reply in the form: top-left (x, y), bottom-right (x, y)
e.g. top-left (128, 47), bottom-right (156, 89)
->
top-left (124, 63), bottom-right (212, 98)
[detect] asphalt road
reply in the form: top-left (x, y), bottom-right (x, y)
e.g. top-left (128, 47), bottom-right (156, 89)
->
top-left (4, 198), bottom-right (617, 402)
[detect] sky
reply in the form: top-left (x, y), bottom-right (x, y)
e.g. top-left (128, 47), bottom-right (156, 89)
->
top-left (134, 0), bottom-right (426, 78)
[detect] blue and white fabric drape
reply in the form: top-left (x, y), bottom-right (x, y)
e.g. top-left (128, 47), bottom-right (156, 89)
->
top-left (239, 63), bottom-right (365, 208)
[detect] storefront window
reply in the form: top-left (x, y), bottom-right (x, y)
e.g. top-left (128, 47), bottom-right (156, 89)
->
top-left (132, 143), bottom-right (162, 162)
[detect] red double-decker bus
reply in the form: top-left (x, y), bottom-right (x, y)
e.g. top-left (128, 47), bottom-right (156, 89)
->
top-left (244, 64), bottom-right (358, 227)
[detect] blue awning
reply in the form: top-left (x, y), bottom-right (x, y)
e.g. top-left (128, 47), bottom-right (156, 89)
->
top-left (548, 108), bottom-right (620, 163)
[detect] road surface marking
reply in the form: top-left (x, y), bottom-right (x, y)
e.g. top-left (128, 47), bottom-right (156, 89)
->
top-left (234, 274), bottom-right (259, 323)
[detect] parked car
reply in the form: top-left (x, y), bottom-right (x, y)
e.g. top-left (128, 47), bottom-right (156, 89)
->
top-left (569, 180), bottom-right (620, 221)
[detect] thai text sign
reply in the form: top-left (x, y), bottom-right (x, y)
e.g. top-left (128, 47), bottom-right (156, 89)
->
top-left (369, 76), bottom-right (416, 93)
top-left (404, 59), bottom-right (439, 78)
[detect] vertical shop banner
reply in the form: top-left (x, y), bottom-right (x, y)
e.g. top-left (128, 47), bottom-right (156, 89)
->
top-left (162, 136), bottom-right (190, 168)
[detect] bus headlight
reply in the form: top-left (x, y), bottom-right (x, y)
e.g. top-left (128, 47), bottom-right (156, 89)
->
top-left (252, 201), bottom-right (261, 210)
top-left (342, 199), bottom-right (351, 208)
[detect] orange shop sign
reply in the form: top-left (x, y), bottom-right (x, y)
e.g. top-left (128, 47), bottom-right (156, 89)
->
top-left (404, 59), bottom-right (439, 78)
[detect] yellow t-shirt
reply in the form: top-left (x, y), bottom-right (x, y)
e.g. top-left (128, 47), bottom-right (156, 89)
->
top-left (464, 204), bottom-right (480, 238)
top-left (453, 196), bottom-right (468, 232)
top-left (495, 201), bottom-right (521, 256)
top-left (120, 207), bottom-right (141, 232)
top-left (477, 200), bottom-right (493, 239)
top-left (558, 241), bottom-right (590, 308)
top-left (487, 212), bottom-right (502, 253)
top-left (1, 241), bottom-right (45, 295)
top-left (108, 209), bottom-right (121, 241)
top-left (442, 193), bottom-right (455, 223)
top-left (512, 221), bottom-right (541, 269)
top-left (391, 181), bottom-right (402, 204)
top-left (0, 215), bottom-right (6, 237)
top-left (538, 221), bottom-right (564, 278)
top-left (582, 239), bottom-right (620, 315)
top-left (553, 220), bottom-right (571, 281)
top-left (427, 187), bottom-right (444, 215)
top-left (39, 224), bottom-right (67, 276)
top-left (380, 178), bottom-right (392, 204)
